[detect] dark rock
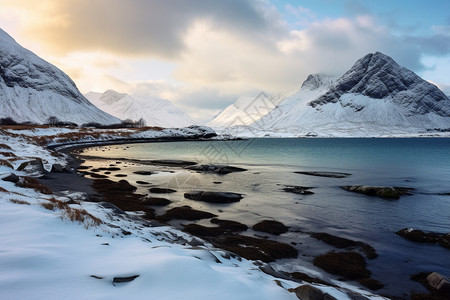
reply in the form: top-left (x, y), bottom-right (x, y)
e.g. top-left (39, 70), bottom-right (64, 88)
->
top-left (210, 218), bottom-right (248, 232)
top-left (295, 171), bottom-right (351, 178)
top-left (158, 206), bottom-right (217, 221)
top-left (341, 185), bottom-right (414, 199)
top-left (2, 172), bottom-right (19, 183)
top-left (184, 190), bottom-right (242, 203)
top-left (213, 181), bottom-right (222, 184)
top-left (133, 171), bottom-right (154, 176)
top-left (17, 159), bottom-right (46, 174)
top-left (89, 173), bottom-right (109, 179)
top-left (396, 228), bottom-right (450, 250)
top-left (149, 187), bottom-right (177, 194)
top-left (313, 251), bottom-right (371, 280)
top-left (185, 164), bottom-right (247, 174)
top-left (310, 232), bottom-right (377, 259)
top-left (183, 224), bottom-right (224, 236)
top-left (252, 220), bottom-right (289, 235)
top-left (358, 278), bottom-right (384, 291)
top-left (113, 275), bottom-right (139, 284)
top-left (427, 272), bottom-right (450, 297)
top-left (76, 165), bottom-right (90, 170)
top-left (136, 181), bottom-right (150, 185)
top-left (142, 197), bottom-right (171, 206)
top-left (114, 174), bottom-right (128, 177)
top-left (51, 163), bottom-right (71, 173)
top-left (283, 185), bottom-right (314, 195)
top-left (149, 159), bottom-right (197, 167)
top-left (210, 235), bottom-right (298, 263)
top-left (90, 275), bottom-right (103, 280)
top-left (290, 284), bottom-right (338, 300)
top-left (288, 272), bottom-right (330, 285)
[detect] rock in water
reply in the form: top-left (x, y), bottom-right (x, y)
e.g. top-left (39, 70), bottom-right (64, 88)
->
top-left (184, 191), bottom-right (243, 203)
top-left (341, 185), bottom-right (413, 199)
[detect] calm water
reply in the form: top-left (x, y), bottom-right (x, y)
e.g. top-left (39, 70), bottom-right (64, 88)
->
top-left (81, 138), bottom-right (450, 297)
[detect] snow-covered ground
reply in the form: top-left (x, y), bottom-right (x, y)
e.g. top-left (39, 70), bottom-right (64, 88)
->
top-left (0, 126), bottom-right (387, 300)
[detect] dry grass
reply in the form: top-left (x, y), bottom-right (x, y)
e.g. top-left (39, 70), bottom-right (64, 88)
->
top-left (0, 151), bottom-right (16, 157)
top-left (41, 197), bottom-right (103, 228)
top-left (0, 186), bottom-right (8, 193)
top-left (10, 199), bottom-right (30, 205)
top-left (18, 177), bottom-right (53, 194)
top-left (0, 143), bottom-right (12, 150)
top-left (0, 159), bottom-right (13, 169)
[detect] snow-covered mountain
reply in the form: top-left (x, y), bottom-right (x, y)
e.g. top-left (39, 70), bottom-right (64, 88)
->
top-left (216, 52), bottom-right (450, 137)
top-left (85, 90), bottom-right (195, 128)
top-left (207, 92), bottom-right (286, 127)
top-left (0, 29), bottom-right (119, 125)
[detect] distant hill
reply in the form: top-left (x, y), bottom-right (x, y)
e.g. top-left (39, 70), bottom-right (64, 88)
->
top-left (85, 90), bottom-right (195, 128)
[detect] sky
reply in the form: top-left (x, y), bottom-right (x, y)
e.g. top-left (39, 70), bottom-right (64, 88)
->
top-left (1, 0), bottom-right (449, 122)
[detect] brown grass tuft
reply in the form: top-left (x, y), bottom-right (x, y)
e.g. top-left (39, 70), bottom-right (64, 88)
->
top-left (0, 143), bottom-right (12, 150)
top-left (18, 177), bottom-right (53, 194)
top-left (0, 159), bottom-right (13, 169)
top-left (41, 202), bottom-right (56, 210)
top-left (10, 199), bottom-right (30, 205)
top-left (0, 151), bottom-right (16, 157)
top-left (65, 207), bottom-right (103, 227)
top-left (0, 186), bottom-right (9, 193)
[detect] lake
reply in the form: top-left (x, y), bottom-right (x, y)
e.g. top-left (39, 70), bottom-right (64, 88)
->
top-left (80, 138), bottom-right (450, 298)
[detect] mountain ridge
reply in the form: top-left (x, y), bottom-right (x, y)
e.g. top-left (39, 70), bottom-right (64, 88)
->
top-left (0, 28), bottom-right (120, 125)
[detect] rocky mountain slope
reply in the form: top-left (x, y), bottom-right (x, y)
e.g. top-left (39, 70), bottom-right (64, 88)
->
top-left (0, 28), bottom-right (119, 125)
top-left (213, 52), bottom-right (450, 137)
top-left (85, 90), bottom-right (195, 128)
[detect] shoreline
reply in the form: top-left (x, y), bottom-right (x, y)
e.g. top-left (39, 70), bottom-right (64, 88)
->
top-left (3, 127), bottom-right (448, 299)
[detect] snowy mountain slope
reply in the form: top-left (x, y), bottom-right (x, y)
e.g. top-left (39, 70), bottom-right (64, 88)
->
top-left (86, 90), bottom-right (195, 128)
top-left (0, 28), bottom-right (120, 125)
top-left (227, 53), bottom-right (450, 137)
top-left (207, 92), bottom-right (286, 127)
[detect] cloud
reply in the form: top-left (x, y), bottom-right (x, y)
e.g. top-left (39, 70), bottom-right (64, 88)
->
top-left (5, 0), bottom-right (271, 59)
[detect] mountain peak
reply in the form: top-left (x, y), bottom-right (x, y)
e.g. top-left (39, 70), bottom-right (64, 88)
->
top-left (308, 52), bottom-right (450, 118)
top-left (300, 74), bottom-right (335, 91)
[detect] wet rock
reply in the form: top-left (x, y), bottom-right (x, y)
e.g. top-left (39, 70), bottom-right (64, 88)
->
top-left (184, 191), bottom-right (242, 203)
top-left (252, 220), bottom-right (289, 235)
top-left (341, 185), bottom-right (414, 199)
top-left (115, 174), bottom-right (127, 177)
top-left (290, 284), bottom-right (338, 300)
top-left (310, 232), bottom-right (377, 259)
top-left (1, 172), bottom-right (19, 183)
top-left (288, 272), bottom-right (330, 286)
top-left (295, 171), bottom-right (351, 178)
top-left (133, 171), bottom-right (154, 176)
top-left (149, 187), bottom-right (177, 194)
top-left (210, 218), bottom-right (248, 232)
top-left (283, 185), bottom-right (314, 195)
top-left (396, 228), bottom-right (450, 250)
top-left (185, 164), bottom-right (247, 175)
top-left (210, 235), bottom-right (298, 263)
top-left (158, 206), bottom-right (217, 221)
top-left (313, 251), bottom-right (371, 280)
top-left (427, 272), bottom-right (450, 297)
top-left (76, 165), bottom-right (90, 170)
top-left (183, 224), bottom-right (224, 236)
top-left (358, 278), bottom-right (384, 291)
top-left (142, 197), bottom-right (171, 206)
top-left (17, 159), bottom-right (46, 174)
top-left (51, 163), bottom-right (71, 173)
top-left (149, 159), bottom-right (197, 167)
top-left (136, 181), bottom-right (150, 185)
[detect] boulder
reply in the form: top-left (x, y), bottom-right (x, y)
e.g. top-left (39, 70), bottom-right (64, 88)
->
top-left (295, 171), bottom-right (351, 178)
top-left (158, 206), bottom-right (217, 221)
top-left (149, 187), bottom-right (177, 194)
top-left (396, 228), bottom-right (450, 249)
top-left (427, 272), bottom-right (450, 297)
top-left (185, 164), bottom-right (247, 174)
top-left (1, 172), bottom-right (19, 183)
top-left (283, 185), bottom-right (314, 195)
top-left (184, 191), bottom-right (243, 203)
top-left (252, 220), bottom-right (289, 235)
top-left (17, 159), bottom-right (46, 174)
top-left (290, 284), bottom-right (337, 300)
top-left (341, 185), bottom-right (413, 199)
top-left (50, 163), bottom-right (71, 173)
